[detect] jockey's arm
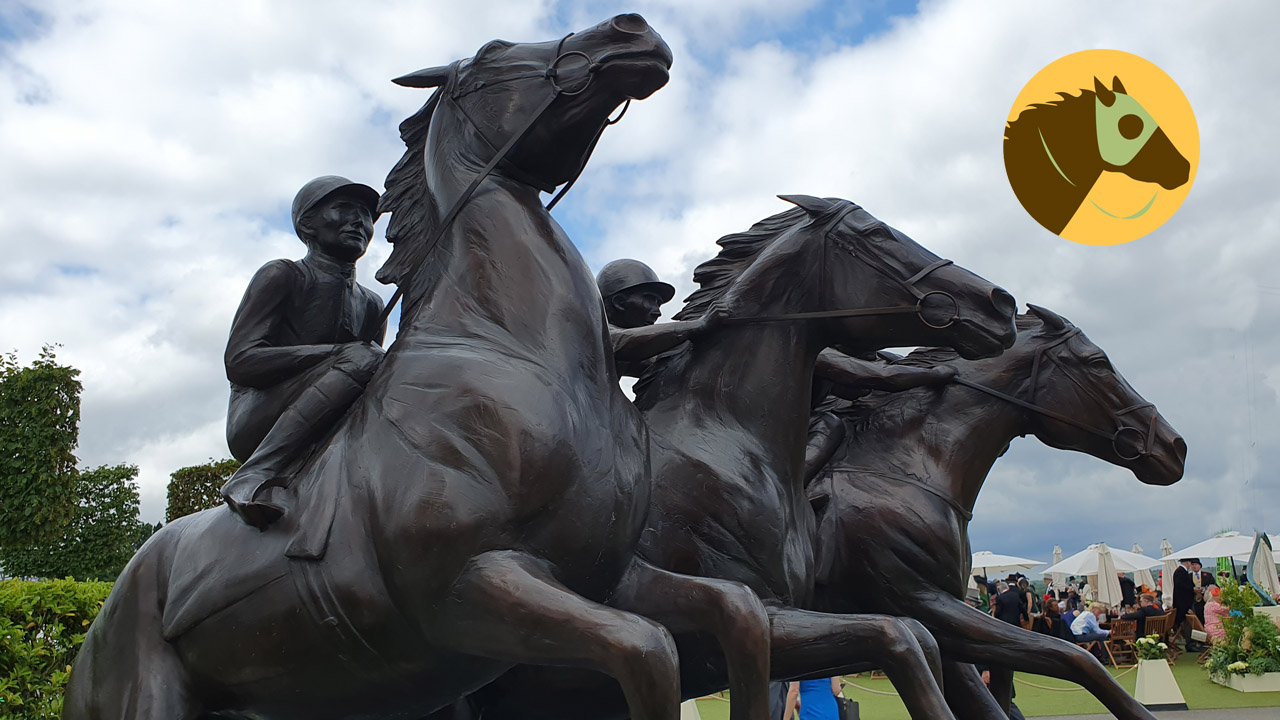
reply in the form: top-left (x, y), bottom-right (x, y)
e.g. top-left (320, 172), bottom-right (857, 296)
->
top-left (814, 348), bottom-right (955, 395)
top-left (610, 301), bottom-right (728, 363)
top-left (225, 260), bottom-right (343, 389)
top-left (610, 319), bottom-right (706, 363)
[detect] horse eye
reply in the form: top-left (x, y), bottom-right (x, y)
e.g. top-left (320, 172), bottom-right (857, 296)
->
top-left (1118, 114), bottom-right (1143, 140)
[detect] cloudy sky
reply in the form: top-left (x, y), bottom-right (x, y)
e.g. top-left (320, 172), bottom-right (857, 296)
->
top-left (1, 0), bottom-right (1276, 566)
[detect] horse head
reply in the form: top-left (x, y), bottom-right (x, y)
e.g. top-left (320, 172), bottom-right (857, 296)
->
top-left (1092, 76), bottom-right (1189, 190)
top-left (379, 14), bottom-right (671, 293)
top-left (393, 14), bottom-right (670, 191)
top-left (1017, 303), bottom-right (1186, 485)
top-left (780, 195), bottom-right (1017, 359)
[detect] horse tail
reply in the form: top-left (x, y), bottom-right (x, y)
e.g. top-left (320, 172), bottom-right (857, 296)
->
top-left (64, 521), bottom-right (203, 720)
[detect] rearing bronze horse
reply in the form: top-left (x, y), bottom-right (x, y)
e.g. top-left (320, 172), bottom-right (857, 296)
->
top-left (65, 17), bottom-right (777, 720)
top-left (808, 306), bottom-right (1185, 720)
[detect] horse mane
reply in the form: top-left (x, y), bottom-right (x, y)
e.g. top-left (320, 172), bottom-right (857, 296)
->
top-left (632, 205), bottom-right (811, 407)
top-left (1004, 87), bottom-right (1095, 143)
top-left (375, 62), bottom-right (468, 300)
top-left (671, 206), bottom-right (811, 321)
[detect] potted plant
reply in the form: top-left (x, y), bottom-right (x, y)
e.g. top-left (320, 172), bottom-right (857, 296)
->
top-left (1205, 579), bottom-right (1280, 692)
top-left (1133, 633), bottom-right (1186, 709)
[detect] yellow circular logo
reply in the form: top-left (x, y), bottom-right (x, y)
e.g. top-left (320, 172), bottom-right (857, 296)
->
top-left (1004, 50), bottom-right (1198, 245)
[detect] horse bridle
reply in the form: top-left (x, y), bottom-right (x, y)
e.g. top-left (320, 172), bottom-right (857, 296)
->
top-left (952, 327), bottom-right (1158, 461)
top-left (373, 33), bottom-right (629, 335)
top-left (724, 202), bottom-right (960, 329)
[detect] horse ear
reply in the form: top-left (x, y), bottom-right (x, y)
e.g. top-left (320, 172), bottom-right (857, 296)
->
top-left (1094, 77), bottom-right (1116, 107)
top-left (1026, 303), bottom-right (1067, 332)
top-left (393, 66), bottom-right (451, 88)
top-left (778, 195), bottom-right (832, 217)
top-left (1111, 76), bottom-right (1127, 95)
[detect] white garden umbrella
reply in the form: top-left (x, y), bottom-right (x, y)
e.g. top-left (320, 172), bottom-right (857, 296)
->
top-left (971, 551), bottom-right (1044, 577)
top-left (1160, 538), bottom-right (1178, 607)
top-left (1132, 544), bottom-right (1156, 589)
top-left (1094, 544), bottom-right (1125, 608)
top-left (1049, 545), bottom-right (1067, 588)
top-left (1169, 531), bottom-right (1257, 563)
top-left (1248, 532), bottom-right (1280, 598)
top-left (1042, 543), bottom-right (1161, 576)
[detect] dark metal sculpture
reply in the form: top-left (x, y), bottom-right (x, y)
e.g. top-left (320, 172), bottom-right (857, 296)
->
top-left (458, 196), bottom-right (1019, 720)
top-left (221, 176), bottom-right (386, 529)
top-left (806, 306), bottom-right (1186, 720)
top-left (65, 17), bottom-right (780, 720)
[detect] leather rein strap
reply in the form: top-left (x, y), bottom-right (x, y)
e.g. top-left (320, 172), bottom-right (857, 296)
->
top-left (723, 203), bottom-right (959, 329)
top-left (950, 328), bottom-right (1156, 460)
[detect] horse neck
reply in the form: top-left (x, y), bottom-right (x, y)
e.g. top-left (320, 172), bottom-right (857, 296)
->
top-left (649, 247), bottom-right (824, 479)
top-left (1006, 92), bottom-right (1103, 231)
top-left (841, 354), bottom-right (1034, 514)
top-left (397, 110), bottom-right (559, 340)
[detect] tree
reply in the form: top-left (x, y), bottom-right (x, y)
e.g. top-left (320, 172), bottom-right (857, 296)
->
top-left (0, 464), bottom-right (144, 581)
top-left (166, 458), bottom-right (239, 522)
top-left (0, 346), bottom-right (81, 548)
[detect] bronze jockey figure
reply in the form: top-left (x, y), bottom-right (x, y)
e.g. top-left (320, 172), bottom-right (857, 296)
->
top-left (597, 259), bottom-right (721, 377)
top-left (222, 176), bottom-right (386, 529)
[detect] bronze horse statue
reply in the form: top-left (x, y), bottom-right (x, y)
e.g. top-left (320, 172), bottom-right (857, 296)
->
top-left (66, 17), bottom-right (782, 720)
top-left (458, 196), bottom-right (1019, 720)
top-left (807, 306), bottom-right (1186, 720)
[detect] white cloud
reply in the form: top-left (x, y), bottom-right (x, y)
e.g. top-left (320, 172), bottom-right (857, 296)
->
top-left (1, 0), bottom-right (1277, 563)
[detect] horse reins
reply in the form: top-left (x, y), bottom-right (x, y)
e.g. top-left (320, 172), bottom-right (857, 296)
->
top-left (371, 33), bottom-right (628, 337)
top-left (951, 327), bottom-right (1157, 461)
top-left (723, 203), bottom-right (961, 329)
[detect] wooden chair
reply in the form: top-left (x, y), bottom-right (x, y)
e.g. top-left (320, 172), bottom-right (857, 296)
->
top-left (1143, 612), bottom-right (1176, 663)
top-left (1105, 618), bottom-right (1138, 668)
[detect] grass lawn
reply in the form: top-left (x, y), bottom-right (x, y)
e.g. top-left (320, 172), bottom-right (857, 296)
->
top-left (693, 655), bottom-right (1280, 719)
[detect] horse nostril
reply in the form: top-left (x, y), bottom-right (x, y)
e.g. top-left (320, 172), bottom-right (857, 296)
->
top-left (611, 13), bottom-right (649, 34)
top-left (1173, 436), bottom-right (1188, 464)
top-left (989, 287), bottom-right (1017, 318)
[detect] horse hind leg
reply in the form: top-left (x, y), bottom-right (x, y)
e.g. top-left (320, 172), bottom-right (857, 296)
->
top-left (611, 558), bottom-right (771, 720)
top-left (64, 546), bottom-right (202, 720)
top-left (767, 607), bottom-right (957, 720)
top-left (429, 550), bottom-right (681, 720)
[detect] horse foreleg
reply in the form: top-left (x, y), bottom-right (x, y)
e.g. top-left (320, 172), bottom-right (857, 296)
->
top-left (431, 550), bottom-right (681, 720)
top-left (613, 559), bottom-right (771, 720)
top-left (768, 607), bottom-right (957, 720)
top-left (910, 592), bottom-right (1157, 720)
top-left (941, 661), bottom-right (1008, 720)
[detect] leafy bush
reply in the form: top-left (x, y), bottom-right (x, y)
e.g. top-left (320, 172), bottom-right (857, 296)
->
top-left (0, 578), bottom-right (111, 718)
top-left (0, 465), bottom-right (145, 582)
top-left (0, 348), bottom-right (81, 548)
top-left (167, 458), bottom-right (239, 522)
top-left (1204, 579), bottom-right (1280, 679)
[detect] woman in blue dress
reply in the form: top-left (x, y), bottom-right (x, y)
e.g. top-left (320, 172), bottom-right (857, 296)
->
top-left (783, 677), bottom-right (842, 719)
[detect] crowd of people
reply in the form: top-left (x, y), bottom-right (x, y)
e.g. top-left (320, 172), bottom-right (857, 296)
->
top-left (969, 556), bottom-right (1239, 666)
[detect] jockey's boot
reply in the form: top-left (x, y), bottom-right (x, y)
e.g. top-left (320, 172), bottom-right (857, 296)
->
top-left (223, 367), bottom-right (366, 530)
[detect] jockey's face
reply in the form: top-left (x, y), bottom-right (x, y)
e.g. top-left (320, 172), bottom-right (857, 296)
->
top-left (608, 288), bottom-right (664, 328)
top-left (303, 192), bottom-right (375, 263)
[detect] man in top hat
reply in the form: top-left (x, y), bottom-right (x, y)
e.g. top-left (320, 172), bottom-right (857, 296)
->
top-left (221, 175), bottom-right (386, 529)
top-left (1172, 557), bottom-right (1198, 645)
top-left (596, 259), bottom-right (723, 378)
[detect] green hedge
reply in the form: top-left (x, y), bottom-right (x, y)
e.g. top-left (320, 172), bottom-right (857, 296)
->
top-left (0, 579), bottom-right (111, 719)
